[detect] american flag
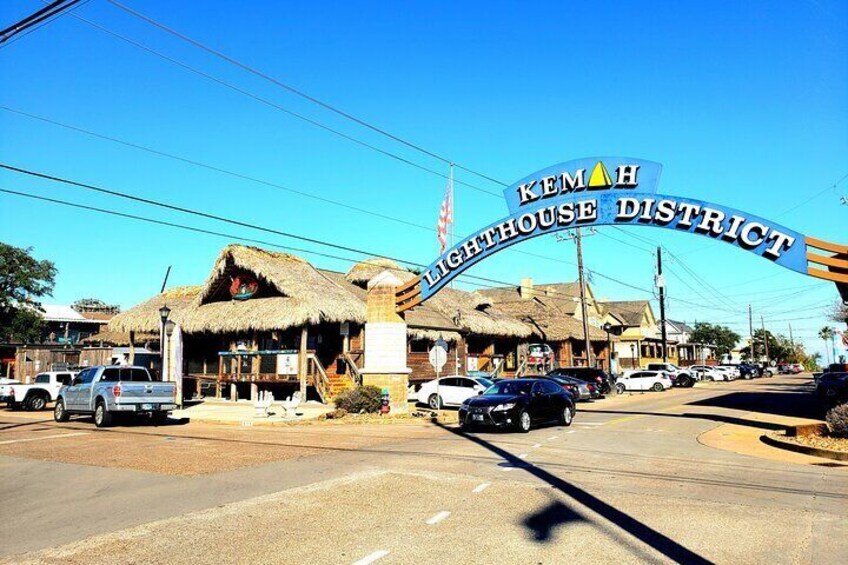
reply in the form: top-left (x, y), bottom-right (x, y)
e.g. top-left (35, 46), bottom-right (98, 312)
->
top-left (437, 180), bottom-right (453, 253)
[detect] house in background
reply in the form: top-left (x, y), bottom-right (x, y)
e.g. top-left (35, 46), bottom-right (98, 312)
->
top-left (600, 300), bottom-right (678, 369)
top-left (664, 319), bottom-right (717, 366)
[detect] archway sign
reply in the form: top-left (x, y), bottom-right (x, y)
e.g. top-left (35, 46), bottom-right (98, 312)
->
top-left (396, 157), bottom-right (848, 312)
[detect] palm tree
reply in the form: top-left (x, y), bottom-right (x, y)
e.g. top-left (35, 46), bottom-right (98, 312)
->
top-left (819, 327), bottom-right (834, 365)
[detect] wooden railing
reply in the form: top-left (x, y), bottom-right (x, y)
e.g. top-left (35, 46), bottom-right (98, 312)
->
top-left (343, 351), bottom-right (363, 386)
top-left (307, 353), bottom-right (331, 403)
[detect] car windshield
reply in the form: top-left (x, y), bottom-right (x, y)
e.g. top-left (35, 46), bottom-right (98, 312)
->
top-left (484, 381), bottom-right (533, 396)
top-left (474, 377), bottom-right (494, 389)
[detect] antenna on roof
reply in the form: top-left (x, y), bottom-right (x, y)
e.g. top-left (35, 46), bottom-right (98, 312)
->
top-left (160, 265), bottom-right (172, 293)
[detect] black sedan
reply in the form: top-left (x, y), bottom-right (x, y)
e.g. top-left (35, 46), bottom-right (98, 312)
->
top-left (459, 378), bottom-right (576, 433)
top-left (816, 372), bottom-right (848, 401)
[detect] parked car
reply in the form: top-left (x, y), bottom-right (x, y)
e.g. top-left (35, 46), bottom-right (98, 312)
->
top-left (737, 363), bottom-right (762, 379)
top-left (540, 374), bottom-right (590, 401)
top-left (418, 375), bottom-right (492, 409)
top-left (646, 363), bottom-right (695, 387)
top-left (689, 365), bottom-right (721, 381)
top-left (717, 365), bottom-right (741, 380)
top-left (615, 370), bottom-right (673, 393)
top-left (711, 367), bottom-right (737, 381)
top-left (779, 363), bottom-right (804, 375)
top-left (548, 366), bottom-right (614, 395)
top-left (4, 371), bottom-right (76, 411)
top-left (54, 366), bottom-right (177, 427)
top-left (815, 372), bottom-right (848, 401)
top-left (459, 378), bottom-right (576, 433)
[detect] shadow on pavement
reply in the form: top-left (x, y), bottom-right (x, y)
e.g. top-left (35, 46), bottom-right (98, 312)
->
top-left (687, 391), bottom-right (828, 421)
top-left (523, 500), bottom-right (584, 542)
top-left (584, 409), bottom-right (787, 430)
top-left (436, 422), bottom-right (712, 564)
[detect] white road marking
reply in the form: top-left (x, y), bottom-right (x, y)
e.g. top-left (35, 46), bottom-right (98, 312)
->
top-left (0, 432), bottom-right (89, 445)
top-left (352, 550), bottom-right (389, 565)
top-left (578, 422), bottom-right (604, 426)
top-left (566, 430), bottom-right (576, 434)
top-left (547, 436), bottom-right (559, 440)
top-left (532, 443), bottom-right (542, 448)
top-left (502, 466), bottom-right (516, 472)
top-left (472, 482), bottom-right (491, 493)
top-left (518, 453), bottom-right (528, 459)
top-left (426, 511), bottom-right (451, 525)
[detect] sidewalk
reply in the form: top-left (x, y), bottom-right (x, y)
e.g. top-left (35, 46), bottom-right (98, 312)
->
top-left (171, 399), bottom-right (333, 426)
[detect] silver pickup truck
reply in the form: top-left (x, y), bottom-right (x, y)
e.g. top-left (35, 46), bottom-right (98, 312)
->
top-left (54, 366), bottom-right (177, 427)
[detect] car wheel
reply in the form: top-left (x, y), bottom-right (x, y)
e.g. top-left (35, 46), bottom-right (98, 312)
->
top-left (516, 410), bottom-right (531, 433)
top-left (428, 394), bottom-right (442, 410)
top-left (54, 399), bottom-right (70, 422)
top-left (707, 376), bottom-right (714, 382)
top-left (560, 405), bottom-right (574, 427)
top-left (652, 382), bottom-right (664, 392)
top-left (27, 395), bottom-right (47, 411)
top-left (94, 401), bottom-right (113, 428)
top-left (615, 383), bottom-right (626, 395)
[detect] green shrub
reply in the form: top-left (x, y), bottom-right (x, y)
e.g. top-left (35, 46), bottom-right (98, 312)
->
top-left (826, 403), bottom-right (848, 437)
top-left (333, 385), bottom-right (383, 414)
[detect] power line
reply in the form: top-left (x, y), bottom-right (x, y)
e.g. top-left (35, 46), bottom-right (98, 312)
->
top-left (0, 165), bottom-right (727, 313)
top-left (0, 106), bottom-right (583, 272)
top-left (64, 9), bottom-right (502, 198)
top-left (0, 0), bottom-right (86, 48)
top-left (104, 0), bottom-right (509, 189)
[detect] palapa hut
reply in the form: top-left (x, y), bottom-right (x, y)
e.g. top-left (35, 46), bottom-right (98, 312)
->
top-left (109, 244), bottom-right (609, 402)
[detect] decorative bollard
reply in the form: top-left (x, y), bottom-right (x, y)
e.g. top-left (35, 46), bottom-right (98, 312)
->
top-left (380, 387), bottom-right (391, 415)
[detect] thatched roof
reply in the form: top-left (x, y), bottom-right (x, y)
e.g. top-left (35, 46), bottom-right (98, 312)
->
top-left (183, 245), bottom-right (366, 333)
top-left (108, 286), bottom-right (201, 333)
top-left (494, 299), bottom-right (607, 342)
top-left (426, 287), bottom-right (534, 338)
top-left (345, 258), bottom-right (416, 285)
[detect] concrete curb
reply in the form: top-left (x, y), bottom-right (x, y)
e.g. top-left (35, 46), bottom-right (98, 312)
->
top-left (760, 433), bottom-right (848, 462)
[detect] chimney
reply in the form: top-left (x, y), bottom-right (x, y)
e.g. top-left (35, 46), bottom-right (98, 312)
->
top-left (519, 277), bottom-right (534, 300)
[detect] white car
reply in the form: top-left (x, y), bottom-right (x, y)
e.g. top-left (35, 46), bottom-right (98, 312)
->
top-left (717, 365), bottom-right (741, 379)
top-left (4, 371), bottom-right (77, 411)
top-left (690, 365), bottom-right (730, 381)
top-left (616, 370), bottom-right (673, 393)
top-left (712, 367), bottom-right (737, 381)
top-left (418, 375), bottom-right (493, 409)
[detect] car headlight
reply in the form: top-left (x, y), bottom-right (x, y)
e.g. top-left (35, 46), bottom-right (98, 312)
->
top-left (493, 402), bottom-right (516, 411)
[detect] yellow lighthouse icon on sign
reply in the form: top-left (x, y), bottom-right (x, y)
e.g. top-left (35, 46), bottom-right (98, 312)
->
top-left (588, 161), bottom-right (613, 189)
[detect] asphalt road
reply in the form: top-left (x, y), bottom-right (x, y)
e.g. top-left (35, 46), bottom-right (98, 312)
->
top-left (1, 374), bottom-right (846, 564)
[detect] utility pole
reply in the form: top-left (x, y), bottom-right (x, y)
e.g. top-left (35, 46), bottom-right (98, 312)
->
top-left (575, 228), bottom-right (594, 367)
top-left (788, 323), bottom-right (794, 357)
top-left (657, 247), bottom-right (668, 363)
top-left (761, 315), bottom-right (769, 365)
top-left (748, 304), bottom-right (754, 359)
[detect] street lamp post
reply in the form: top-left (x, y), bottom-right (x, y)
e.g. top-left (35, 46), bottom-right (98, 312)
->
top-left (158, 305), bottom-right (171, 380)
top-left (630, 343), bottom-right (636, 370)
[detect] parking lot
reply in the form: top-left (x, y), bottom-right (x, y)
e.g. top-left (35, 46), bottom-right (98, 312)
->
top-left (2, 373), bottom-right (847, 564)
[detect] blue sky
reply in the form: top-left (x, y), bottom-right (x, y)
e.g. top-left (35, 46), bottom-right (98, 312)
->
top-left (1, 0), bottom-right (846, 360)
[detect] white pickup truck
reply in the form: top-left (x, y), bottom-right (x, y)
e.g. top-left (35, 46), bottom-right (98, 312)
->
top-left (3, 371), bottom-right (77, 411)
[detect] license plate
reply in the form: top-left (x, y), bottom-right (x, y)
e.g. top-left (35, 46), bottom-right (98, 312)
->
top-left (472, 414), bottom-right (484, 421)
top-left (140, 403), bottom-right (155, 411)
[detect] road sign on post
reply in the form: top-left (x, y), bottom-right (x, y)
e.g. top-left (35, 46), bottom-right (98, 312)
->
top-left (430, 338), bottom-right (448, 412)
top-left (429, 339), bottom-right (448, 373)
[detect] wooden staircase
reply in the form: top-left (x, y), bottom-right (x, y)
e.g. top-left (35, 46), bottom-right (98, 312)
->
top-left (307, 352), bottom-right (359, 403)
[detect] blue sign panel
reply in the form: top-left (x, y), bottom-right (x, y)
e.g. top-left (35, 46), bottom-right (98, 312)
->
top-left (502, 157), bottom-right (663, 214)
top-left (419, 192), bottom-right (807, 301)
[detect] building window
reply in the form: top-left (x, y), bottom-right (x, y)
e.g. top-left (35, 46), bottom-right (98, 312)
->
top-left (409, 339), bottom-right (431, 353)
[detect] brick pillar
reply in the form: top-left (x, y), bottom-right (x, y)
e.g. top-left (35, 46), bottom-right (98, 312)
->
top-left (361, 271), bottom-right (411, 413)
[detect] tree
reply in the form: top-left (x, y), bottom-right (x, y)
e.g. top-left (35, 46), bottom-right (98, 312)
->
top-left (690, 322), bottom-right (740, 357)
top-left (0, 243), bottom-right (57, 343)
top-left (819, 326), bottom-right (834, 365)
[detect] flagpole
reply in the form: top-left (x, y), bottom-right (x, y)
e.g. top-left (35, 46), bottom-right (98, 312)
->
top-left (449, 163), bottom-right (455, 289)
